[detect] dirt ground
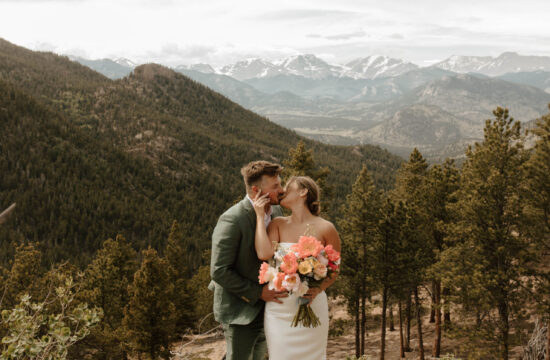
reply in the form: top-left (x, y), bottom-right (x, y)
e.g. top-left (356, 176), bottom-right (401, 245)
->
top-left (171, 297), bottom-right (527, 360)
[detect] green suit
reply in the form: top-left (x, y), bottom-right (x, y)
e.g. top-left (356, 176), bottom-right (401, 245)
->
top-left (210, 196), bottom-right (283, 360)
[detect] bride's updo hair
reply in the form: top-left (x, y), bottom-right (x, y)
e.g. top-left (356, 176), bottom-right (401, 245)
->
top-left (287, 176), bottom-right (321, 215)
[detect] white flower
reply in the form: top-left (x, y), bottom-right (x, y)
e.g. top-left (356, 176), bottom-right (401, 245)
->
top-left (282, 273), bottom-right (301, 292)
top-left (297, 281), bottom-right (309, 297)
top-left (317, 253), bottom-right (329, 266)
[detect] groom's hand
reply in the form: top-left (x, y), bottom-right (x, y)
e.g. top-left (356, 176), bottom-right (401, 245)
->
top-left (260, 285), bottom-right (288, 304)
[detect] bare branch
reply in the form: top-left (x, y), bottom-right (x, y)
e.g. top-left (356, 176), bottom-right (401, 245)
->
top-left (0, 203), bottom-right (16, 224)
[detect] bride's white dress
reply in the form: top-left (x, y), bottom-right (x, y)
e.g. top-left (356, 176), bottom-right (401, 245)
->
top-left (264, 242), bottom-right (329, 360)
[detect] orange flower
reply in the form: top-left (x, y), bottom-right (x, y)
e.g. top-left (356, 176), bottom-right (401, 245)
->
top-left (280, 252), bottom-right (298, 274)
top-left (324, 244), bottom-right (340, 262)
top-left (292, 236), bottom-right (324, 258)
top-left (258, 262), bottom-right (270, 284)
top-left (273, 272), bottom-right (286, 291)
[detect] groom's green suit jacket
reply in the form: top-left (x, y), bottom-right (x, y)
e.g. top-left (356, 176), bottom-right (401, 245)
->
top-left (210, 196), bottom-right (283, 325)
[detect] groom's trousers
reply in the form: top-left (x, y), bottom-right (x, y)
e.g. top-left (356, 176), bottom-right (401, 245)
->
top-left (222, 310), bottom-right (267, 360)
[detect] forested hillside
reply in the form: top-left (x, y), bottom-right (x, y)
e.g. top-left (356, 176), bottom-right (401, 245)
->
top-left (0, 38), bottom-right (402, 268)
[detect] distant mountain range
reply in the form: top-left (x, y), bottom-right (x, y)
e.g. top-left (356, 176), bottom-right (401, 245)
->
top-left (72, 51), bottom-right (550, 160)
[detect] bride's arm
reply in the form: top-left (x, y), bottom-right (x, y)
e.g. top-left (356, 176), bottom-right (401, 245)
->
top-left (252, 192), bottom-right (279, 260)
top-left (255, 219), bottom-right (280, 260)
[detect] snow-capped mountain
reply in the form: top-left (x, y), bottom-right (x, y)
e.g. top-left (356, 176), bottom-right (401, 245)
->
top-left (344, 55), bottom-right (419, 79)
top-left (219, 58), bottom-right (281, 80)
top-left (114, 57), bottom-right (138, 68)
top-left (276, 54), bottom-right (343, 79)
top-left (218, 54), bottom-right (420, 80)
top-left (435, 52), bottom-right (550, 76)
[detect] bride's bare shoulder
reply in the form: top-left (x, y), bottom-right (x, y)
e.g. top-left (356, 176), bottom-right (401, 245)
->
top-left (316, 217), bottom-right (336, 231)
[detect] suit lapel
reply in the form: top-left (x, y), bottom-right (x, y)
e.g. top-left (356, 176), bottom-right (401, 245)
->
top-left (241, 196), bottom-right (257, 228)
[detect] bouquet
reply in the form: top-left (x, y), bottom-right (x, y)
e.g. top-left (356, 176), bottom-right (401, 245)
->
top-left (258, 236), bottom-right (340, 327)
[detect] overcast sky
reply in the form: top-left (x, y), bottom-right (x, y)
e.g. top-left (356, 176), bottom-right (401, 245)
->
top-left (1, 0), bottom-right (549, 68)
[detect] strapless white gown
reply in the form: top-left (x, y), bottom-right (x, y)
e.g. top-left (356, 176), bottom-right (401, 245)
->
top-left (264, 242), bottom-right (329, 360)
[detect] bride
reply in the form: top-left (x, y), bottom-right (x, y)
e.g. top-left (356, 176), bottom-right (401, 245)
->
top-left (252, 175), bottom-right (341, 360)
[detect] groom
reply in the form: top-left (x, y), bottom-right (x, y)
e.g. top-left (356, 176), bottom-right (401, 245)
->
top-left (210, 160), bottom-right (288, 360)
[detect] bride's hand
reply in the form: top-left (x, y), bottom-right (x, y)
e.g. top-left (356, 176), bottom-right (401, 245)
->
top-left (253, 191), bottom-right (270, 218)
top-left (303, 287), bottom-right (323, 305)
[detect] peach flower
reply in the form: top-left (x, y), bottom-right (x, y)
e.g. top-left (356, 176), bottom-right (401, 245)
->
top-left (270, 272), bottom-right (286, 292)
top-left (324, 244), bottom-right (340, 262)
top-left (313, 262), bottom-right (328, 280)
top-left (292, 236), bottom-right (324, 258)
top-left (280, 252), bottom-right (298, 274)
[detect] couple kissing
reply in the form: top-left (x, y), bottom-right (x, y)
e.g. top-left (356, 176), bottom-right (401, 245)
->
top-left (209, 160), bottom-right (341, 360)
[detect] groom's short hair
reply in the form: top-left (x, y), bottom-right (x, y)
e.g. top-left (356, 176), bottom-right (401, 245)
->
top-left (241, 161), bottom-right (283, 188)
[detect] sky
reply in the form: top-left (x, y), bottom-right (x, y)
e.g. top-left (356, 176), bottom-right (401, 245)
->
top-left (1, 0), bottom-right (549, 68)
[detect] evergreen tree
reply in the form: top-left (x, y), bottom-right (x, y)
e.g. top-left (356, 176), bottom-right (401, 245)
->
top-left (442, 107), bottom-right (529, 359)
top-left (283, 140), bottom-right (333, 215)
top-left (373, 198), bottom-right (407, 360)
top-left (165, 220), bottom-right (195, 333)
top-left (123, 248), bottom-right (176, 360)
top-left (0, 243), bottom-right (43, 309)
top-left (390, 148), bottom-right (430, 358)
top-left (187, 250), bottom-right (217, 333)
top-left (339, 165), bottom-right (381, 356)
top-left (522, 104), bottom-right (550, 358)
top-left (425, 159), bottom-right (460, 357)
top-left (79, 235), bottom-right (137, 359)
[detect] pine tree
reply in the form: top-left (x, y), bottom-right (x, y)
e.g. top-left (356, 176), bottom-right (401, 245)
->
top-left (1, 242), bottom-right (43, 309)
top-left (390, 148), bottom-right (430, 359)
top-left (522, 104), bottom-right (550, 359)
top-left (442, 107), bottom-right (529, 359)
top-left (425, 159), bottom-right (460, 357)
top-left (283, 140), bottom-right (333, 215)
top-left (373, 198), bottom-right (407, 360)
top-left (187, 250), bottom-right (217, 333)
top-left (165, 220), bottom-right (195, 333)
top-left (123, 247), bottom-right (176, 360)
top-left (339, 165), bottom-right (381, 356)
top-left (79, 235), bottom-right (137, 359)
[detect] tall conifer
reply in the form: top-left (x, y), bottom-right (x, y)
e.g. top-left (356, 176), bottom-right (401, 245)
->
top-left (165, 220), bottom-right (195, 333)
top-left (522, 105), bottom-right (550, 358)
top-left (123, 248), bottom-right (176, 360)
top-left (442, 107), bottom-right (529, 359)
top-left (80, 234), bottom-right (137, 359)
top-left (339, 165), bottom-right (381, 356)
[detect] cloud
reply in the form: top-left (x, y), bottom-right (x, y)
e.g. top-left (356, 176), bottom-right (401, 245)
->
top-left (389, 33), bottom-right (404, 40)
top-left (325, 30), bottom-right (367, 40)
top-left (255, 8), bottom-right (361, 21)
top-left (305, 31), bottom-right (367, 41)
top-left (138, 43), bottom-right (217, 66)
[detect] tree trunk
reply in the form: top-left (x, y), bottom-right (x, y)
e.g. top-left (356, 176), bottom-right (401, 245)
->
top-left (405, 291), bottom-right (412, 351)
top-left (546, 319), bottom-right (550, 360)
top-left (429, 279), bottom-right (436, 323)
top-left (355, 296), bottom-right (360, 357)
top-left (414, 286), bottom-right (425, 360)
top-left (389, 302), bottom-right (395, 331)
top-left (442, 286), bottom-right (451, 324)
top-left (399, 300), bottom-right (405, 358)
top-left (432, 280), bottom-right (441, 358)
top-left (361, 287), bottom-right (366, 355)
top-left (380, 286), bottom-right (388, 360)
top-left (498, 300), bottom-right (509, 360)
